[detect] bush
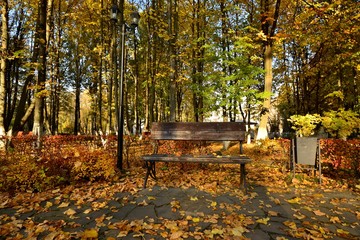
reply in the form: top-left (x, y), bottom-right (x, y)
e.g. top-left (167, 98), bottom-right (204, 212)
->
top-left (321, 108), bottom-right (360, 139)
top-left (0, 135), bottom-right (120, 193)
top-left (288, 114), bottom-right (321, 137)
top-left (321, 139), bottom-right (360, 177)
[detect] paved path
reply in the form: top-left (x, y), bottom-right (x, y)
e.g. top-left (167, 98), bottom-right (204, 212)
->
top-left (0, 184), bottom-right (359, 239)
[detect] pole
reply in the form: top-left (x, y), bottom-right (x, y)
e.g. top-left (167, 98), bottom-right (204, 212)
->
top-left (117, 23), bottom-right (126, 170)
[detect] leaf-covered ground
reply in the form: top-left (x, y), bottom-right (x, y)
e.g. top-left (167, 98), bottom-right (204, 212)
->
top-left (0, 142), bottom-right (359, 239)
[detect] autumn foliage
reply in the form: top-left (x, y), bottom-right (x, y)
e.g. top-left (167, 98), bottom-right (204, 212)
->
top-left (0, 136), bottom-right (359, 193)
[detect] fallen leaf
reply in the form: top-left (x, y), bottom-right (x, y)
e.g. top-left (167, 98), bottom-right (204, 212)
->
top-left (337, 228), bottom-right (350, 235)
top-left (83, 209), bottom-right (92, 214)
top-left (192, 217), bottom-right (200, 223)
top-left (82, 228), bottom-right (98, 239)
top-left (190, 197), bottom-right (198, 201)
top-left (287, 197), bottom-right (301, 204)
top-left (312, 193), bottom-right (324, 198)
top-left (330, 216), bottom-right (341, 223)
top-left (293, 213), bottom-right (306, 220)
top-left (256, 217), bottom-right (270, 225)
top-left (45, 202), bottom-right (53, 208)
top-left (268, 211), bottom-right (278, 216)
top-left (232, 226), bottom-right (246, 236)
top-left (64, 208), bottom-right (76, 216)
top-left (283, 220), bottom-right (297, 230)
top-left (313, 210), bottom-right (326, 216)
top-left (170, 231), bottom-right (184, 239)
top-left (58, 202), bottom-right (70, 208)
top-left (211, 228), bottom-right (224, 235)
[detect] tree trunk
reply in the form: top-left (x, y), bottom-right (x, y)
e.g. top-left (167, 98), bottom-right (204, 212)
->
top-left (74, 55), bottom-right (81, 135)
top-left (0, 0), bottom-right (9, 146)
top-left (168, 0), bottom-right (176, 122)
top-left (256, 0), bottom-right (281, 140)
top-left (257, 43), bottom-right (272, 140)
top-left (32, 0), bottom-right (47, 147)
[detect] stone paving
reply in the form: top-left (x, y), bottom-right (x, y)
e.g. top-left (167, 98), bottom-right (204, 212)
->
top-left (0, 184), bottom-right (359, 239)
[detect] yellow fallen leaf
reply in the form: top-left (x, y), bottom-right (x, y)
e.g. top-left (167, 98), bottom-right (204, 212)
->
top-left (293, 213), bottom-right (306, 220)
top-left (283, 220), bottom-right (297, 230)
top-left (303, 206), bottom-right (312, 212)
top-left (272, 198), bottom-right (281, 205)
top-left (287, 197), bottom-right (301, 204)
top-left (330, 216), bottom-right (341, 223)
top-left (45, 201), bottom-right (53, 208)
top-left (83, 209), bottom-right (92, 214)
top-left (210, 201), bottom-right (217, 207)
top-left (117, 231), bottom-right (128, 237)
top-left (292, 178), bottom-right (300, 184)
top-left (268, 211), bottom-right (278, 216)
top-left (211, 228), bottom-right (224, 235)
top-left (190, 197), bottom-right (198, 201)
top-left (160, 232), bottom-right (168, 238)
top-left (337, 229), bottom-right (350, 235)
top-left (58, 202), bottom-right (70, 208)
top-left (83, 229), bottom-right (98, 239)
top-left (170, 231), bottom-right (184, 239)
top-left (192, 217), bottom-right (200, 223)
top-left (256, 217), bottom-right (270, 225)
top-left (313, 210), bottom-right (326, 216)
top-left (165, 222), bottom-right (179, 231)
top-left (232, 226), bottom-right (246, 236)
top-left (147, 196), bottom-right (156, 200)
top-left (312, 193), bottom-right (324, 198)
top-left (64, 208), bottom-right (76, 216)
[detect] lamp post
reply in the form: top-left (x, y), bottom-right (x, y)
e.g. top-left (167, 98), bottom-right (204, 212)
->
top-left (110, 5), bottom-right (140, 171)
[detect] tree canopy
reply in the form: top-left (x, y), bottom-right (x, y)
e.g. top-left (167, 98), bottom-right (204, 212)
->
top-left (0, 0), bottom-right (359, 139)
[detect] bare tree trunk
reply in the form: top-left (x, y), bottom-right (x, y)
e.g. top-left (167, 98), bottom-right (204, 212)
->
top-left (256, 0), bottom-right (281, 140)
top-left (168, 0), bottom-right (176, 122)
top-left (257, 44), bottom-right (272, 140)
top-left (0, 0), bottom-right (9, 147)
top-left (32, 0), bottom-right (47, 147)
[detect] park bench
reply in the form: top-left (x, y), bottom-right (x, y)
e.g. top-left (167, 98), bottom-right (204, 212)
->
top-left (141, 122), bottom-right (252, 190)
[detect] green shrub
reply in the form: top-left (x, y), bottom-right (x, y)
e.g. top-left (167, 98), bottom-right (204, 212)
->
top-left (321, 108), bottom-right (360, 139)
top-left (288, 114), bottom-right (321, 137)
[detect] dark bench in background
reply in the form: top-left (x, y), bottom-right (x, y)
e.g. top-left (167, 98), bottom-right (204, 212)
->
top-left (141, 122), bottom-right (252, 190)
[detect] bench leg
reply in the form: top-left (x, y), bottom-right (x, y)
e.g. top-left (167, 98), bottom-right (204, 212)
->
top-left (144, 161), bottom-right (156, 188)
top-left (240, 164), bottom-right (246, 191)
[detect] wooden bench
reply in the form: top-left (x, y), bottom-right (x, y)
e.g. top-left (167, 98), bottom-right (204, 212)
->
top-left (141, 122), bottom-right (252, 190)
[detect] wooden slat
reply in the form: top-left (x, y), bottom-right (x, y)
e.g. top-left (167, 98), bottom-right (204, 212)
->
top-left (142, 154), bottom-right (251, 164)
top-left (150, 122), bottom-right (246, 141)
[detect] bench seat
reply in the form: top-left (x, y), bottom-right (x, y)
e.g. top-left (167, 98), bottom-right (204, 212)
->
top-left (142, 154), bottom-right (251, 164)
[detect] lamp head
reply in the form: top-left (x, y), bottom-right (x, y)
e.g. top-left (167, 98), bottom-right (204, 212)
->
top-left (130, 11), bottom-right (140, 28)
top-left (110, 4), bottom-right (119, 22)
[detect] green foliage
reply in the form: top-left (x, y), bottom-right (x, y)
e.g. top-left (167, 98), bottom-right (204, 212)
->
top-left (288, 114), bottom-right (322, 137)
top-left (321, 109), bottom-right (360, 139)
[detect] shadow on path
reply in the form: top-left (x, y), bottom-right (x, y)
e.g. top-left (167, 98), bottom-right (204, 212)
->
top-left (1, 183), bottom-right (359, 239)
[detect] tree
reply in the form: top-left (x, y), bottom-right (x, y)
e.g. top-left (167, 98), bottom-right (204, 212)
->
top-left (0, 0), bottom-right (9, 148)
top-left (32, 0), bottom-right (48, 146)
top-left (256, 0), bottom-right (281, 140)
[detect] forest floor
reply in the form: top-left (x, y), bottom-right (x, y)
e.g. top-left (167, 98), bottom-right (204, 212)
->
top-left (0, 142), bottom-right (359, 239)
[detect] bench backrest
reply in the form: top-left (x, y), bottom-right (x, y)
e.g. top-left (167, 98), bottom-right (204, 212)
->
top-left (150, 122), bottom-right (246, 141)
